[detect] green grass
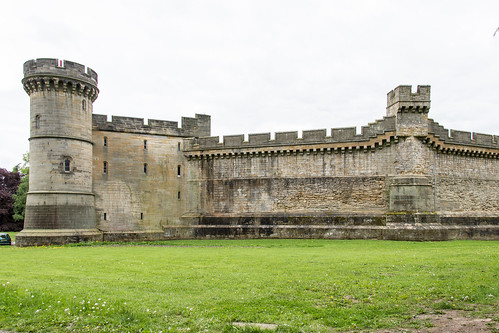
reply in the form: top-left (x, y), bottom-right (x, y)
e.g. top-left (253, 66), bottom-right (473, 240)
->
top-left (0, 240), bottom-right (498, 332)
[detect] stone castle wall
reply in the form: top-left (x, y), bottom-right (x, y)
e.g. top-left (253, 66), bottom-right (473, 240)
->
top-left (17, 59), bottom-right (499, 245)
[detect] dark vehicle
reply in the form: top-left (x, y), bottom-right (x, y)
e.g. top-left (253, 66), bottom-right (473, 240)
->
top-left (0, 233), bottom-right (11, 245)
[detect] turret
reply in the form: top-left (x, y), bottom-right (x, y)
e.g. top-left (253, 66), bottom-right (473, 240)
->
top-left (16, 59), bottom-right (102, 246)
top-left (387, 85), bottom-right (431, 137)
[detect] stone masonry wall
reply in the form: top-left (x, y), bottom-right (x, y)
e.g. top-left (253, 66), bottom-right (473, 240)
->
top-left (434, 152), bottom-right (499, 215)
top-left (187, 144), bottom-right (397, 216)
top-left (92, 130), bottom-right (186, 232)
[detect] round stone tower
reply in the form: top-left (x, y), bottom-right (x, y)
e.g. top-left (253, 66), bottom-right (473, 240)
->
top-left (16, 58), bottom-right (102, 246)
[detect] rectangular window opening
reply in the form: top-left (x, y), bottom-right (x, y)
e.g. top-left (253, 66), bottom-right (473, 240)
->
top-left (140, 212), bottom-right (143, 220)
top-left (64, 159), bottom-right (70, 172)
top-left (104, 137), bottom-right (107, 147)
top-left (144, 163), bottom-right (147, 174)
top-left (103, 213), bottom-right (107, 220)
top-left (177, 142), bottom-right (181, 151)
top-left (144, 140), bottom-right (147, 150)
top-left (177, 191), bottom-right (181, 200)
top-left (103, 161), bottom-right (108, 174)
top-left (177, 165), bottom-right (181, 176)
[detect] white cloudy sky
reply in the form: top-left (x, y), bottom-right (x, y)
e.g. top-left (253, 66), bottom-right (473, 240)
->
top-left (1, 0), bottom-right (498, 169)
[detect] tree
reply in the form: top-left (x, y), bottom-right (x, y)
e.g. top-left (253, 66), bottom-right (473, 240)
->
top-left (0, 167), bottom-right (21, 231)
top-left (13, 153), bottom-right (29, 228)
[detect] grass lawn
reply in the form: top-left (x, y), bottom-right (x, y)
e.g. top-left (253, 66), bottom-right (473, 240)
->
top-left (0, 239), bottom-right (498, 332)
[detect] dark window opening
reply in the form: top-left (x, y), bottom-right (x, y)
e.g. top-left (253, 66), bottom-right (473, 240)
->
top-left (178, 142), bottom-right (181, 151)
top-left (144, 140), bottom-right (147, 150)
top-left (64, 159), bottom-right (70, 172)
top-left (140, 213), bottom-right (143, 220)
top-left (104, 137), bottom-right (107, 147)
top-left (103, 161), bottom-right (108, 174)
top-left (35, 115), bottom-right (41, 129)
top-left (177, 191), bottom-right (181, 200)
top-left (177, 165), bottom-right (181, 176)
top-left (103, 213), bottom-right (107, 220)
top-left (82, 99), bottom-right (86, 111)
top-left (143, 163), bottom-right (148, 174)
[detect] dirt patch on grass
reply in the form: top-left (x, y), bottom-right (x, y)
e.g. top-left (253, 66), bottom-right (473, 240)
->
top-left (361, 310), bottom-right (498, 333)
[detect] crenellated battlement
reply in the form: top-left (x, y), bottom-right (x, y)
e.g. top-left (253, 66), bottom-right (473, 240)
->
top-left (428, 119), bottom-right (499, 149)
top-left (184, 116), bottom-right (396, 151)
top-left (92, 113), bottom-right (211, 138)
top-left (24, 58), bottom-right (98, 84)
top-left (22, 59), bottom-right (99, 101)
top-left (386, 85), bottom-right (431, 117)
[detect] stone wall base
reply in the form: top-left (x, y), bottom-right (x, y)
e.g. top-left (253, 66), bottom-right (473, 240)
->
top-left (15, 214), bottom-right (499, 246)
top-left (166, 214), bottom-right (499, 241)
top-left (15, 229), bottom-right (103, 247)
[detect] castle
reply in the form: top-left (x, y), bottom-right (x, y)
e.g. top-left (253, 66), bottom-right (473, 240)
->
top-left (16, 58), bottom-right (499, 246)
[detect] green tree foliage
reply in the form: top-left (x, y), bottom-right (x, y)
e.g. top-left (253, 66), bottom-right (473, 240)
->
top-left (13, 153), bottom-right (29, 226)
top-left (0, 167), bottom-right (21, 231)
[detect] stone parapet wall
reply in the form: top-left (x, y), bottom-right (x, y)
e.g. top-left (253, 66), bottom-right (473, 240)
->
top-left (92, 113), bottom-right (210, 137)
top-left (428, 119), bottom-right (498, 149)
top-left (24, 58), bottom-right (98, 85)
top-left (184, 116), bottom-right (396, 151)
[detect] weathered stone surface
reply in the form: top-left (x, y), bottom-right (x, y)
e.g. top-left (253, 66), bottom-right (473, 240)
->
top-left (18, 59), bottom-right (499, 245)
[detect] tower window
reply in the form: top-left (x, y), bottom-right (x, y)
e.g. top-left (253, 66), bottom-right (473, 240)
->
top-left (140, 213), bottom-right (144, 220)
top-left (35, 115), bottom-right (41, 129)
top-left (143, 163), bottom-right (148, 174)
top-left (103, 161), bottom-right (108, 174)
top-left (177, 165), bottom-right (181, 176)
top-left (177, 191), bottom-right (181, 200)
top-left (144, 140), bottom-right (147, 150)
top-left (104, 137), bottom-right (108, 147)
top-left (178, 142), bottom-right (181, 151)
top-left (82, 99), bottom-right (86, 111)
top-left (64, 159), bottom-right (70, 172)
top-left (103, 213), bottom-right (107, 220)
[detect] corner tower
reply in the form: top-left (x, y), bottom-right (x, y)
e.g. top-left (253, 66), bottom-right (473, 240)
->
top-left (16, 59), bottom-right (102, 246)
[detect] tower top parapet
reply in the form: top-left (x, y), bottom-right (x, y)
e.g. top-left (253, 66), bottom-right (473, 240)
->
top-left (386, 85), bottom-right (430, 117)
top-left (23, 58), bottom-right (98, 86)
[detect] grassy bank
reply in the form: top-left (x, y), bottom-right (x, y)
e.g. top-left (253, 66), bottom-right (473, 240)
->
top-left (0, 239), bottom-right (498, 332)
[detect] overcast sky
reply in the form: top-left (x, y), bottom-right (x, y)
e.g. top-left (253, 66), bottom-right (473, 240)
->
top-left (1, 0), bottom-right (498, 169)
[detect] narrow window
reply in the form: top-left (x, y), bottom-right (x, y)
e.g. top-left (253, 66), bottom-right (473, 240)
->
top-left (177, 165), bottom-right (181, 176)
top-left (104, 137), bottom-right (107, 147)
top-left (177, 191), bottom-right (181, 200)
top-left (144, 140), bottom-right (147, 150)
top-left (82, 99), bottom-right (86, 111)
top-left (35, 115), bottom-right (41, 129)
top-left (140, 213), bottom-right (143, 220)
top-left (177, 142), bottom-right (181, 151)
top-left (103, 161), bottom-right (108, 174)
top-left (103, 213), bottom-right (107, 220)
top-left (64, 159), bottom-right (70, 172)
top-left (143, 163), bottom-right (148, 174)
